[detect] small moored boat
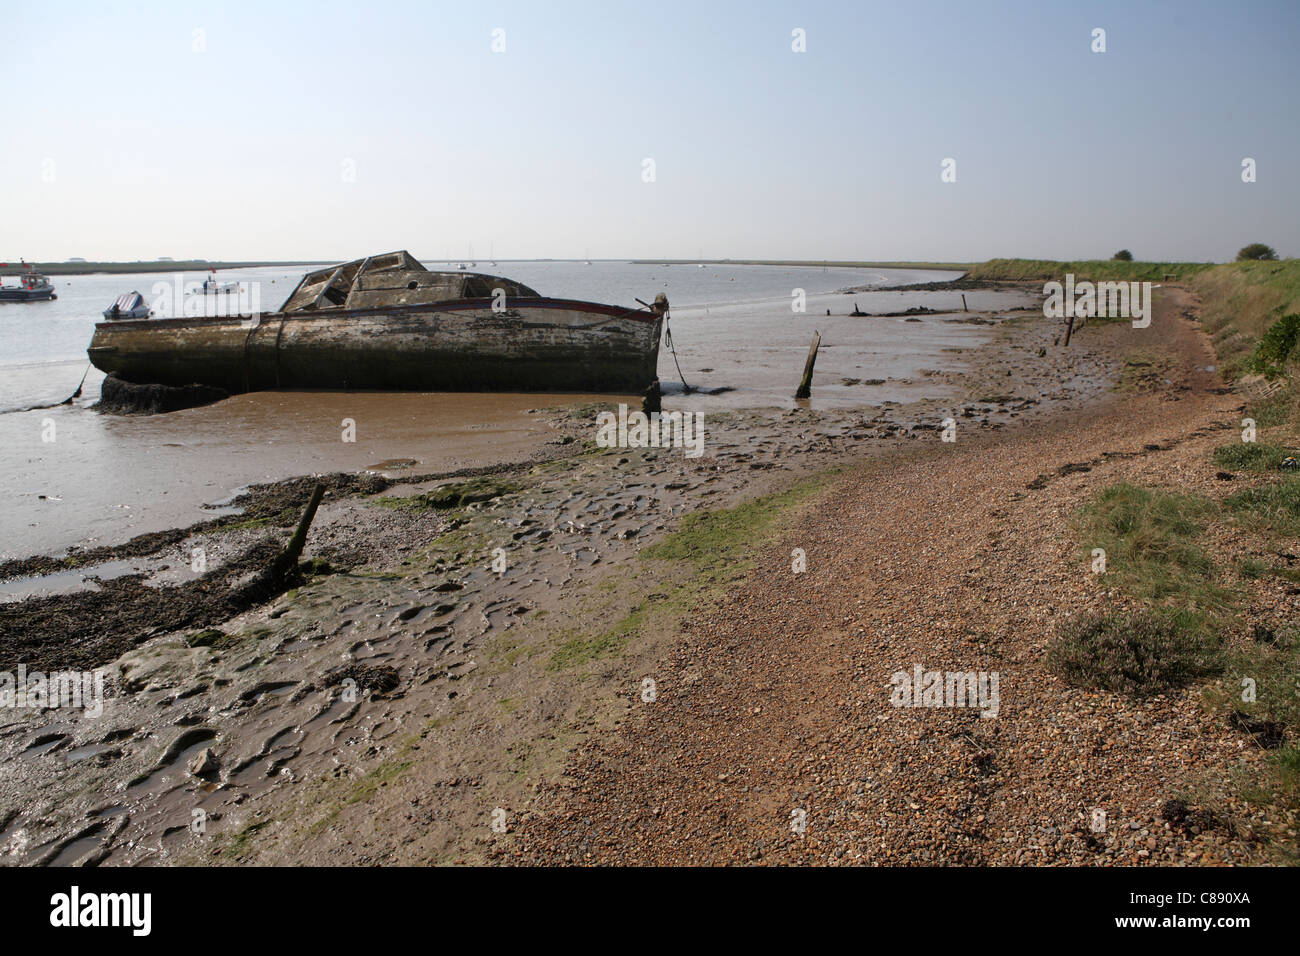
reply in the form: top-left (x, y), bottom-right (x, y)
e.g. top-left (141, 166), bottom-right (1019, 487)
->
top-left (0, 268), bottom-right (57, 302)
top-left (87, 251), bottom-right (665, 397)
top-left (200, 274), bottom-right (238, 294)
top-left (103, 291), bottom-right (150, 320)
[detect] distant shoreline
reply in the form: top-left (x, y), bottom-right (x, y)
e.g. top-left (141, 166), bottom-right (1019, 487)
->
top-left (7, 260), bottom-right (333, 276)
top-left (630, 258), bottom-right (973, 272)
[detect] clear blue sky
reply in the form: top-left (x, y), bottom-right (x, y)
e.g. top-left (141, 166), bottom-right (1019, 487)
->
top-left (3, 0), bottom-right (1297, 262)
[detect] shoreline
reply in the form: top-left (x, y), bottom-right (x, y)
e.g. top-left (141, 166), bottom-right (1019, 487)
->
top-left (6, 261), bottom-right (332, 277)
top-left (8, 276), bottom-right (1291, 866)
top-left (513, 284), bottom-right (1280, 866)
top-left (0, 289), bottom-right (1137, 866)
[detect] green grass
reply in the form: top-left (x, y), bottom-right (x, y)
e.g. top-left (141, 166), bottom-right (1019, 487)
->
top-left (1218, 627), bottom-right (1300, 817)
top-left (969, 258), bottom-right (1216, 282)
top-left (1223, 474), bottom-right (1300, 536)
top-left (1246, 385), bottom-right (1294, 428)
top-left (1213, 441), bottom-right (1292, 472)
top-left (1235, 557), bottom-right (1300, 583)
top-left (1077, 483), bottom-right (1231, 612)
top-left (548, 473), bottom-right (835, 670)
top-left (549, 602), bottom-right (649, 670)
top-left (629, 258), bottom-right (975, 271)
top-left (640, 477), bottom-right (829, 570)
top-left (224, 819), bottom-right (271, 861)
top-left (1191, 260), bottom-right (1300, 384)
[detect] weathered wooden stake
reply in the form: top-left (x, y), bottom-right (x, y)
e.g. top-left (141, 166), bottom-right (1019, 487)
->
top-left (232, 482), bottom-right (326, 607)
top-left (1063, 315), bottom-right (1076, 347)
top-left (795, 331), bottom-right (822, 399)
top-left (280, 483), bottom-right (326, 571)
top-left (961, 294), bottom-right (968, 312)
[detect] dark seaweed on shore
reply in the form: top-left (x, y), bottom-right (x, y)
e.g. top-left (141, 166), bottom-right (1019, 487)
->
top-left (0, 536), bottom-right (286, 673)
top-left (0, 472), bottom-right (391, 582)
top-left (0, 443), bottom-right (586, 672)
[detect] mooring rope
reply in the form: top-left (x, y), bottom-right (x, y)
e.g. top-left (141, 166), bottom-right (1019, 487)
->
top-left (663, 309), bottom-right (692, 393)
top-left (1, 363), bottom-right (92, 414)
top-left (636, 296), bottom-right (692, 394)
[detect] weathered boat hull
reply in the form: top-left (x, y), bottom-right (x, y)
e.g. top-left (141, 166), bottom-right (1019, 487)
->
top-left (87, 298), bottom-right (663, 394)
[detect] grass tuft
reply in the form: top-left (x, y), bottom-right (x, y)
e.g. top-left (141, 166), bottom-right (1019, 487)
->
top-left (1046, 612), bottom-right (1222, 696)
top-left (1213, 442), bottom-right (1291, 472)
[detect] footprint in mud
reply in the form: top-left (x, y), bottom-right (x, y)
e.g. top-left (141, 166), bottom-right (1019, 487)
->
top-left (422, 632), bottom-right (456, 655)
top-left (302, 694), bottom-right (359, 733)
top-left (231, 728), bottom-right (303, 794)
top-left (45, 825), bottom-right (109, 867)
top-left (126, 728), bottom-right (217, 798)
top-left (24, 725), bottom-right (77, 756)
top-left (238, 681), bottom-right (298, 706)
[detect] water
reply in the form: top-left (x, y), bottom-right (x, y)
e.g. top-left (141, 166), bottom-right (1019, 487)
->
top-left (0, 260), bottom-right (1029, 557)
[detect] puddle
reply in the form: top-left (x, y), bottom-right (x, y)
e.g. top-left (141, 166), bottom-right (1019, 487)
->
top-left (201, 485), bottom-right (251, 516)
top-left (0, 559), bottom-right (142, 602)
top-left (62, 743), bottom-right (116, 764)
top-left (366, 458), bottom-right (419, 471)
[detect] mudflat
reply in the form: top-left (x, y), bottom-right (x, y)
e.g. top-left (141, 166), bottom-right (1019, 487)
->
top-left (2, 287), bottom-right (1280, 866)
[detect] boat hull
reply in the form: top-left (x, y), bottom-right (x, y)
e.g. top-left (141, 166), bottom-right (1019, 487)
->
top-left (88, 298), bottom-right (662, 394)
top-left (0, 288), bottom-right (56, 302)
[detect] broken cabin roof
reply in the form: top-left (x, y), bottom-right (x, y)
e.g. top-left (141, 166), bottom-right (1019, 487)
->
top-left (278, 250), bottom-right (541, 313)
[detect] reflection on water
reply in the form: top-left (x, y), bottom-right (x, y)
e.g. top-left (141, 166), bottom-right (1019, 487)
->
top-left (0, 388), bottom-right (594, 557)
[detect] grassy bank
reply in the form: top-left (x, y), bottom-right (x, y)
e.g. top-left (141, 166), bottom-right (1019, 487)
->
top-left (968, 258), bottom-right (1216, 282)
top-left (1190, 260), bottom-right (1300, 383)
top-left (630, 258), bottom-right (974, 272)
top-left (1048, 260), bottom-right (1300, 854)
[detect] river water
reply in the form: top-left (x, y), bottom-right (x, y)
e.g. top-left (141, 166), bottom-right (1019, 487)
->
top-left (0, 260), bottom-right (1031, 557)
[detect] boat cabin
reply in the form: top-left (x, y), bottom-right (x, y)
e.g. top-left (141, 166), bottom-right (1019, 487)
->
top-left (277, 251), bottom-right (540, 313)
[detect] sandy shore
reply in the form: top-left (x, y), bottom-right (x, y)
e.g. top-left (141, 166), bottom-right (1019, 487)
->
top-left (6, 286), bottom-right (1271, 867)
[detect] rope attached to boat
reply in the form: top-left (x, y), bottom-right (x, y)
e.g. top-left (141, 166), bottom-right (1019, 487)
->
top-left (664, 312), bottom-right (692, 393)
top-left (638, 295), bottom-right (691, 393)
top-left (1, 363), bottom-right (91, 414)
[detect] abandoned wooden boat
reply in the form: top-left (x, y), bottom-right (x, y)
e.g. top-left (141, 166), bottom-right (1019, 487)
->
top-left (86, 251), bottom-right (664, 396)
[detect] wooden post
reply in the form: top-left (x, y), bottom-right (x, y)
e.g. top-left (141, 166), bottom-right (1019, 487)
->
top-left (795, 331), bottom-right (822, 399)
top-left (1063, 314), bottom-right (1075, 347)
top-left (282, 483), bottom-right (326, 568)
top-left (230, 483), bottom-right (326, 608)
top-left (961, 294), bottom-right (968, 312)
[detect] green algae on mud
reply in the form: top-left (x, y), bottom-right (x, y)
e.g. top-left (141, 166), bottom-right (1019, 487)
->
top-left (548, 470), bottom-right (840, 670)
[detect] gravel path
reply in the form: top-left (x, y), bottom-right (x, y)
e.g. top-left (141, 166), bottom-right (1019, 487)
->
top-left (510, 288), bottom-right (1279, 866)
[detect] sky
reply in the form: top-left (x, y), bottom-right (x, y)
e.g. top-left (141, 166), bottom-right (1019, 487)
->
top-left (2, 0), bottom-right (1297, 263)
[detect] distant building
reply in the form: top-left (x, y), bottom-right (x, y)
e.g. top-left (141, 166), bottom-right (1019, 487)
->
top-left (67, 257), bottom-right (86, 262)
top-left (158, 256), bottom-right (174, 262)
